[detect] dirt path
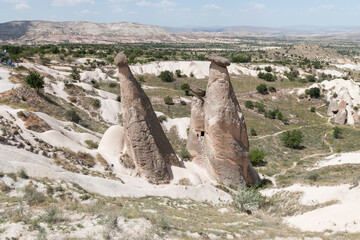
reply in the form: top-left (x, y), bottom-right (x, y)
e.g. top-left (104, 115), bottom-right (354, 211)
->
top-left (261, 130), bottom-right (334, 187)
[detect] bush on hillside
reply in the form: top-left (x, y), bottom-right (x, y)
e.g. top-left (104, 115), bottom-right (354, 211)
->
top-left (25, 72), bottom-right (45, 93)
top-left (159, 70), bottom-right (174, 82)
top-left (281, 130), bottom-right (304, 149)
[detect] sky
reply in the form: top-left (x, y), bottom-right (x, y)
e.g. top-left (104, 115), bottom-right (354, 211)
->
top-left (1, 0), bottom-right (360, 27)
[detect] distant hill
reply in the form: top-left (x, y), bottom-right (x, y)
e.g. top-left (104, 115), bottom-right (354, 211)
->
top-left (0, 20), bottom-right (176, 44)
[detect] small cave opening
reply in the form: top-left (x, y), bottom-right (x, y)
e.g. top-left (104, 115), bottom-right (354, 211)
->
top-left (201, 131), bottom-right (205, 137)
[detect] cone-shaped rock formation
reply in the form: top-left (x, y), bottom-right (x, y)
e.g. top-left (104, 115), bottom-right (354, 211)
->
top-left (115, 52), bottom-right (180, 183)
top-left (187, 55), bottom-right (260, 186)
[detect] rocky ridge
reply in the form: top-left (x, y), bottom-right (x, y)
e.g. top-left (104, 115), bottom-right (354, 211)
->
top-left (0, 21), bottom-right (176, 44)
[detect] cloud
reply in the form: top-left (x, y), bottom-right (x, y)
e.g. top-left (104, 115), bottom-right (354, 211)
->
top-left (14, 2), bottom-right (30, 10)
top-left (136, 1), bottom-right (151, 7)
top-left (76, 9), bottom-right (98, 14)
top-left (308, 5), bottom-right (334, 12)
top-left (52, 0), bottom-right (95, 7)
top-left (113, 7), bottom-right (123, 12)
top-left (3, 0), bottom-right (30, 10)
top-left (203, 4), bottom-right (221, 10)
top-left (108, 0), bottom-right (132, 2)
top-left (248, 2), bottom-right (266, 9)
top-left (136, 0), bottom-right (176, 8)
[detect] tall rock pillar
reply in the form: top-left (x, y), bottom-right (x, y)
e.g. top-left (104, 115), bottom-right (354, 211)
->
top-left (115, 53), bottom-right (179, 183)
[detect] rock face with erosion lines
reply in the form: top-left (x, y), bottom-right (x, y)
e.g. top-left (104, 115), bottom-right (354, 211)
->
top-left (187, 55), bottom-right (260, 186)
top-left (114, 52), bottom-right (180, 183)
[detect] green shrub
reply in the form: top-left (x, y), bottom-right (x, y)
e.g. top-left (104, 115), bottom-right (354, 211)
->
top-left (17, 111), bottom-right (26, 118)
top-left (7, 173), bottom-right (17, 182)
top-left (92, 99), bottom-right (101, 108)
top-left (255, 102), bottom-right (265, 113)
top-left (18, 169), bottom-right (29, 179)
top-left (256, 84), bottom-right (268, 94)
top-left (268, 86), bottom-right (277, 93)
top-left (164, 96), bottom-right (173, 105)
top-left (65, 109), bottom-right (81, 123)
top-left (180, 100), bottom-right (187, 106)
top-left (306, 74), bottom-right (317, 82)
top-left (245, 100), bottom-right (254, 109)
top-left (158, 115), bottom-right (167, 123)
top-left (264, 66), bottom-right (272, 72)
top-left (231, 54), bottom-right (251, 63)
top-left (250, 128), bottom-right (257, 136)
top-left (178, 147), bottom-right (191, 161)
top-left (333, 127), bottom-right (343, 139)
top-left (70, 67), bottom-right (80, 81)
top-left (281, 130), bottom-right (304, 149)
top-left (24, 185), bottom-right (46, 206)
top-left (307, 172), bottom-right (320, 182)
top-left (25, 72), bottom-right (45, 93)
top-left (250, 149), bottom-right (266, 166)
top-left (137, 75), bottom-right (145, 82)
top-left (233, 186), bottom-right (263, 213)
top-left (310, 107), bottom-right (316, 112)
top-left (258, 72), bottom-right (276, 82)
top-left (175, 69), bottom-right (182, 78)
top-left (306, 87), bottom-right (321, 98)
top-left (40, 207), bottom-right (63, 224)
top-left (159, 71), bottom-right (174, 82)
top-left (85, 140), bottom-right (98, 149)
top-left (109, 82), bottom-right (117, 88)
top-left (116, 96), bottom-right (121, 102)
top-left (180, 83), bottom-right (190, 95)
top-left (190, 72), bottom-right (194, 78)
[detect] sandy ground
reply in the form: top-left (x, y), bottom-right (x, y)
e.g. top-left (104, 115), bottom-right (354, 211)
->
top-left (0, 66), bottom-right (20, 93)
top-left (0, 143), bottom-right (231, 204)
top-left (262, 184), bottom-right (360, 233)
top-left (309, 150), bottom-right (360, 170)
top-left (162, 117), bottom-right (190, 140)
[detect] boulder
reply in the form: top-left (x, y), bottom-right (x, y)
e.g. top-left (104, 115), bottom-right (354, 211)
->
top-left (187, 55), bottom-right (260, 186)
top-left (327, 99), bottom-right (339, 116)
top-left (114, 53), bottom-right (179, 183)
top-left (335, 109), bottom-right (348, 125)
top-left (338, 100), bottom-right (347, 110)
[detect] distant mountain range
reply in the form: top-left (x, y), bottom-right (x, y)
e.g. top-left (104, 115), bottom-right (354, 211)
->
top-left (1, 20), bottom-right (360, 44)
top-left (0, 20), bottom-right (175, 44)
top-left (163, 25), bottom-right (360, 35)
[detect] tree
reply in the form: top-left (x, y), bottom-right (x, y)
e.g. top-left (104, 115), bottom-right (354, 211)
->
top-left (281, 130), bottom-right (304, 149)
top-left (65, 109), bottom-right (81, 123)
top-left (180, 83), bottom-right (190, 95)
top-left (306, 74), bottom-right (317, 82)
top-left (175, 69), bottom-right (182, 78)
top-left (231, 54), bottom-right (251, 63)
top-left (71, 67), bottom-right (80, 81)
top-left (256, 84), bottom-right (268, 94)
top-left (159, 70), bottom-right (174, 82)
top-left (258, 72), bottom-right (276, 82)
top-left (269, 86), bottom-right (277, 93)
top-left (250, 149), bottom-right (266, 166)
top-left (264, 66), bottom-right (272, 72)
top-left (333, 127), bottom-right (343, 139)
top-left (307, 87), bottom-right (321, 98)
top-left (25, 72), bottom-right (44, 93)
top-left (250, 128), bottom-right (257, 136)
top-left (164, 96), bottom-right (173, 105)
top-left (245, 100), bottom-right (254, 109)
